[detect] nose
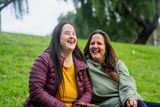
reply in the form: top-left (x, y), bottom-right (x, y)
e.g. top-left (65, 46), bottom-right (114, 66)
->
top-left (69, 32), bottom-right (75, 37)
top-left (70, 33), bottom-right (74, 37)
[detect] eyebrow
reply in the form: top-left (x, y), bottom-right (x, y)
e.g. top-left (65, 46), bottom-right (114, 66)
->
top-left (64, 31), bottom-right (75, 33)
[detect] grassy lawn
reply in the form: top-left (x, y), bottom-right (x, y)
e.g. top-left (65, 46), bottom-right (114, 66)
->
top-left (0, 31), bottom-right (160, 106)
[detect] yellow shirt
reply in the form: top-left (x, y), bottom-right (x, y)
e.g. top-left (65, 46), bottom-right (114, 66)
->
top-left (55, 63), bottom-right (78, 107)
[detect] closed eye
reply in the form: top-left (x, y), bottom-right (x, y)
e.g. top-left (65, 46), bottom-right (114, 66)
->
top-left (72, 32), bottom-right (76, 36)
top-left (97, 42), bottom-right (102, 45)
top-left (90, 42), bottom-right (94, 45)
top-left (64, 31), bottom-right (76, 36)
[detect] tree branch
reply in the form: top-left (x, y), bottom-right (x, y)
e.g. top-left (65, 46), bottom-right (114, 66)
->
top-left (0, 0), bottom-right (15, 11)
top-left (121, 0), bottom-right (148, 29)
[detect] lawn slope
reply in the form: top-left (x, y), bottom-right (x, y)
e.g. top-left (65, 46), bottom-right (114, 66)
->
top-left (0, 31), bottom-right (160, 106)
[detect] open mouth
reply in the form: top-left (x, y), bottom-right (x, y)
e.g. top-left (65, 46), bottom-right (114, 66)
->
top-left (67, 40), bottom-right (75, 44)
top-left (93, 50), bottom-right (99, 53)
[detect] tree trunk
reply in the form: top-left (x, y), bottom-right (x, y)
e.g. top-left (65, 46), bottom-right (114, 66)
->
top-left (134, 24), bottom-right (157, 44)
top-left (121, 0), bottom-right (160, 44)
top-left (134, 0), bottom-right (160, 44)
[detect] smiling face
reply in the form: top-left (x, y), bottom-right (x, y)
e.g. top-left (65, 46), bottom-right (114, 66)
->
top-left (89, 33), bottom-right (106, 64)
top-left (60, 23), bottom-right (77, 55)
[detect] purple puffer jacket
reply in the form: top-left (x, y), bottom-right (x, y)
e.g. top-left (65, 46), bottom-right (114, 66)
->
top-left (23, 52), bottom-right (92, 107)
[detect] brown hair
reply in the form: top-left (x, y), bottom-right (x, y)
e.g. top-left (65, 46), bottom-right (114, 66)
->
top-left (83, 30), bottom-right (119, 83)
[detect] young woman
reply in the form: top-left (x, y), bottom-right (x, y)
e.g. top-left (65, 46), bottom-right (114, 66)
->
top-left (23, 21), bottom-right (92, 107)
top-left (83, 30), bottom-right (160, 107)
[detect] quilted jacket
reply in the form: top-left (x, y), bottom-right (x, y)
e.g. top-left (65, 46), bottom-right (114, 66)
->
top-left (23, 52), bottom-right (92, 107)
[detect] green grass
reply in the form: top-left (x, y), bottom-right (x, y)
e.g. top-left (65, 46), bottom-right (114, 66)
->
top-left (0, 31), bottom-right (160, 106)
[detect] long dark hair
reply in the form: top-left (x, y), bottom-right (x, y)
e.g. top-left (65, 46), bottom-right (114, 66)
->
top-left (84, 30), bottom-right (119, 83)
top-left (45, 21), bottom-right (91, 99)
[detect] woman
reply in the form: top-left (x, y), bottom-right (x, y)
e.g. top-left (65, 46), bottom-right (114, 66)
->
top-left (23, 21), bottom-right (92, 107)
top-left (83, 30), bottom-right (160, 107)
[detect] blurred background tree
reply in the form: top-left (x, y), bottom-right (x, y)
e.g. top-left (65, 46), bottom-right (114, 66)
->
top-left (147, 23), bottom-right (160, 46)
top-left (0, 0), bottom-right (28, 31)
top-left (59, 0), bottom-right (160, 45)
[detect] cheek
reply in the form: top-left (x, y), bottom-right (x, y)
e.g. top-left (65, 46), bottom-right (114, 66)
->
top-left (75, 37), bottom-right (77, 42)
top-left (101, 47), bottom-right (106, 55)
top-left (89, 46), bottom-right (92, 53)
top-left (60, 39), bottom-right (65, 45)
top-left (75, 36), bottom-right (77, 39)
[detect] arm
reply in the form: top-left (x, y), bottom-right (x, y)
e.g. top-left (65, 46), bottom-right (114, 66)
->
top-left (77, 69), bottom-right (92, 103)
top-left (29, 53), bottom-right (67, 107)
top-left (117, 60), bottom-right (142, 107)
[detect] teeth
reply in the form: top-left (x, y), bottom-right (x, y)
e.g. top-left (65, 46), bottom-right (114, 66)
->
top-left (68, 39), bottom-right (74, 42)
top-left (68, 40), bottom-right (74, 43)
top-left (93, 51), bottom-right (98, 53)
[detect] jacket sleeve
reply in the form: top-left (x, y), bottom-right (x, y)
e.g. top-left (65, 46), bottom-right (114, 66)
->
top-left (29, 53), bottom-right (67, 107)
top-left (77, 68), bottom-right (92, 103)
top-left (117, 60), bottom-right (143, 107)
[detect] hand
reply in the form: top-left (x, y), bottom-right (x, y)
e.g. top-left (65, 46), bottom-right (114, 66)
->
top-left (126, 97), bottom-right (137, 107)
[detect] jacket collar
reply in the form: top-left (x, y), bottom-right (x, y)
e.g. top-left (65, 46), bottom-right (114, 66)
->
top-left (60, 55), bottom-right (88, 72)
top-left (87, 58), bottom-right (102, 70)
top-left (45, 49), bottom-right (88, 72)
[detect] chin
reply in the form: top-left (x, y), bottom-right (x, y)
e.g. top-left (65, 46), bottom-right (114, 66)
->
top-left (68, 48), bottom-right (75, 51)
top-left (91, 56), bottom-right (99, 59)
top-left (92, 58), bottom-right (99, 61)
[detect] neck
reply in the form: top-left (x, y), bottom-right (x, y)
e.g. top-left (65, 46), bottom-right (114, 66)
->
top-left (61, 51), bottom-right (73, 67)
top-left (93, 58), bottom-right (104, 64)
